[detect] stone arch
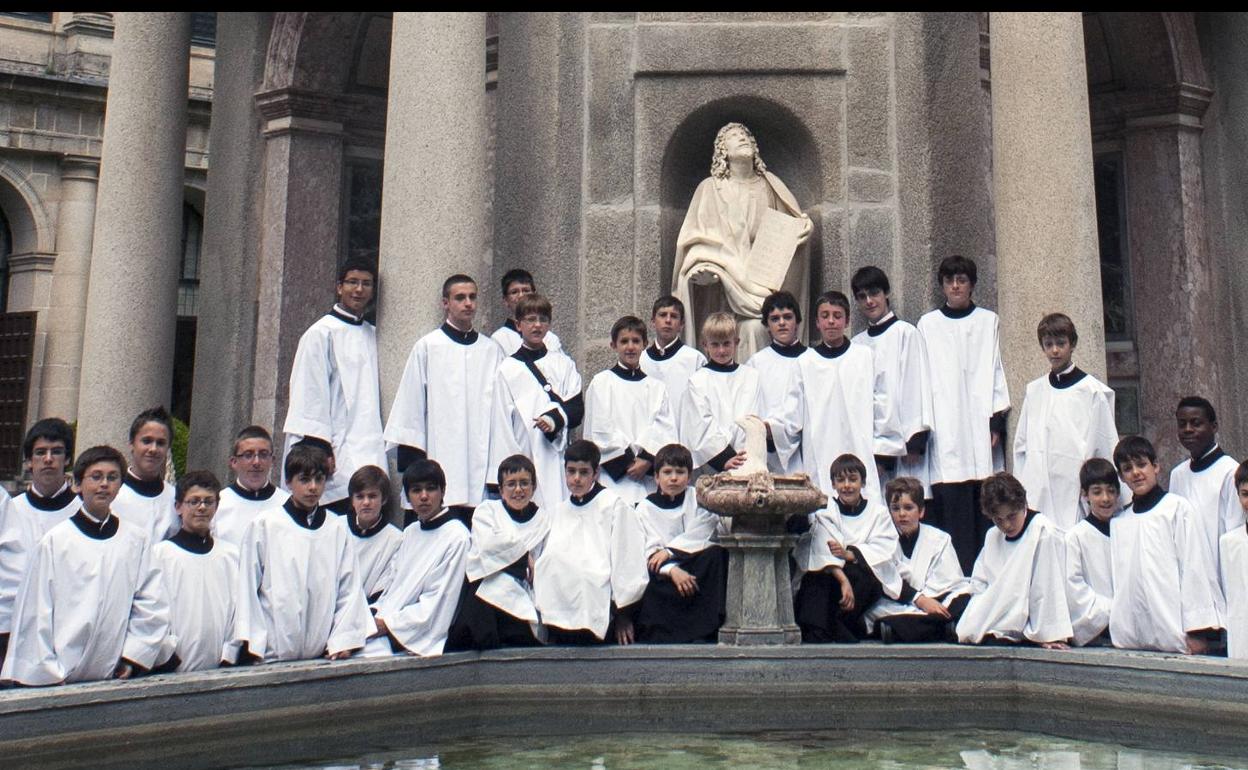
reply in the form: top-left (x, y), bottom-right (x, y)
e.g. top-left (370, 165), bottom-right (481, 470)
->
top-left (0, 160), bottom-right (55, 256)
top-left (658, 96), bottom-right (823, 304)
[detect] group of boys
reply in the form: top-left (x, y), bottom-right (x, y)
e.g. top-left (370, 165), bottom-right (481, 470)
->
top-left (1, 255), bottom-right (1246, 687)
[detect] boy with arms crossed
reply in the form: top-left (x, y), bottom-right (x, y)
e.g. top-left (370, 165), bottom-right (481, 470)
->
top-left (746, 291), bottom-right (808, 474)
top-left (3, 446), bottom-right (173, 685)
top-left (639, 296), bottom-right (706, 423)
top-left (152, 471), bottom-right (239, 672)
top-left (917, 256), bottom-right (1010, 573)
top-left (955, 473), bottom-right (1071, 647)
top-left (1013, 313), bottom-right (1118, 530)
top-left (635, 444), bottom-right (728, 644)
top-left (231, 444), bottom-right (373, 663)
top-left (584, 316), bottom-right (678, 504)
top-left (533, 440), bottom-right (649, 645)
top-left (214, 425), bottom-right (288, 548)
top-left (1109, 436), bottom-right (1223, 654)
top-left (1064, 458), bottom-right (1119, 647)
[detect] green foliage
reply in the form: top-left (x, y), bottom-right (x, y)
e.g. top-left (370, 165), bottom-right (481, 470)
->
top-left (172, 417), bottom-right (190, 478)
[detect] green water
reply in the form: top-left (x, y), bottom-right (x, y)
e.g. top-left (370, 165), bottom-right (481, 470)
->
top-left (250, 729), bottom-right (1248, 770)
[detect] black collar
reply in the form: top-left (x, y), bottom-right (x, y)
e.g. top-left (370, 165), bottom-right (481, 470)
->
top-left (348, 513), bottom-right (390, 539)
top-left (1190, 445), bottom-right (1227, 473)
top-left (646, 338), bottom-right (685, 361)
top-left (834, 497), bottom-right (867, 516)
top-left (1084, 514), bottom-right (1112, 538)
top-left (814, 339), bottom-right (851, 359)
top-left (441, 322), bottom-right (479, 346)
top-left (768, 340), bottom-right (807, 358)
top-left (330, 305), bottom-right (365, 326)
top-left (646, 490), bottom-right (687, 510)
top-left (939, 302), bottom-right (976, 319)
top-left (898, 528), bottom-right (919, 558)
top-left (419, 509), bottom-right (459, 531)
top-left (866, 313), bottom-right (899, 337)
top-left (283, 498), bottom-right (327, 530)
top-left (124, 470), bottom-right (165, 499)
top-left (570, 484), bottom-right (606, 507)
top-left (1131, 485), bottom-right (1166, 514)
top-left (1049, 366), bottom-right (1087, 389)
top-left (1005, 510), bottom-right (1038, 542)
top-left (610, 363), bottom-right (646, 381)
top-left (25, 483), bottom-right (77, 512)
top-left (71, 509), bottom-right (119, 540)
top-left (504, 501), bottom-right (539, 523)
top-left (705, 360), bottom-right (738, 373)
top-left (171, 528), bottom-right (214, 554)
top-left (512, 344), bottom-right (547, 363)
top-left (230, 481), bottom-right (278, 502)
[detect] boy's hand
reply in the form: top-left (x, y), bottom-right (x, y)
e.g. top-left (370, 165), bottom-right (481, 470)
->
top-left (533, 415), bottom-right (555, 433)
top-left (828, 539), bottom-right (852, 561)
top-left (670, 567), bottom-right (699, 597)
top-left (527, 552), bottom-right (537, 584)
top-left (833, 568), bottom-right (855, 611)
top-left (990, 431), bottom-right (1001, 449)
top-left (615, 615), bottom-right (636, 645)
top-left (1185, 633), bottom-right (1210, 656)
top-left (914, 594), bottom-right (950, 619)
top-left (724, 451), bottom-right (748, 471)
top-left (372, 617), bottom-right (389, 638)
top-left (113, 661), bottom-right (134, 680)
top-left (626, 457), bottom-right (652, 481)
top-left (1039, 641), bottom-right (1070, 651)
top-left (326, 649), bottom-right (354, 660)
top-left (648, 549), bottom-right (672, 573)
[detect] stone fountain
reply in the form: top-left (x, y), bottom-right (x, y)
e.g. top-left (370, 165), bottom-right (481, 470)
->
top-left (696, 416), bottom-right (827, 645)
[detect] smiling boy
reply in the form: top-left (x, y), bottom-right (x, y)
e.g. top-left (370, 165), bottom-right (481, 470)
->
top-left (1169, 396), bottom-right (1243, 581)
top-left (112, 406), bottom-right (180, 545)
top-left (746, 291), bottom-right (809, 474)
top-left (1063, 458), bottom-right (1119, 647)
top-left (584, 316), bottom-right (678, 504)
top-left (213, 425), bottom-right (288, 548)
top-left (1013, 313), bottom-right (1118, 531)
top-left (639, 296), bottom-right (706, 424)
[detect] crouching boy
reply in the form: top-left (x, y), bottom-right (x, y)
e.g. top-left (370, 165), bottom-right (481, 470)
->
top-left (2, 446), bottom-right (173, 685)
top-left (1064, 458), bottom-right (1119, 647)
top-left (341, 465), bottom-right (401, 603)
top-left (230, 444), bottom-right (374, 663)
top-left (865, 476), bottom-right (970, 643)
top-left (533, 440), bottom-right (649, 644)
top-left (956, 473), bottom-right (1072, 647)
top-left (634, 444), bottom-right (728, 643)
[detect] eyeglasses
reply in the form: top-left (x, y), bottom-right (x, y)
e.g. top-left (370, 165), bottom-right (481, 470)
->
top-left (502, 479), bottom-right (533, 490)
top-left (234, 450), bottom-right (273, 462)
top-left (341, 278), bottom-right (374, 289)
top-left (182, 497), bottom-right (217, 509)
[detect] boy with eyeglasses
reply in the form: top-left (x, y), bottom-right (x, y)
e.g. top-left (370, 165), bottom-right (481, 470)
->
top-left (213, 425), bottom-right (288, 548)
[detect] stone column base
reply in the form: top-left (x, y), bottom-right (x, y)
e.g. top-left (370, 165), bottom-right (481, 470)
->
top-left (718, 532), bottom-right (801, 646)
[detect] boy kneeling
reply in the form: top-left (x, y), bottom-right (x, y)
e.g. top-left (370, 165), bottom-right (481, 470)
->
top-left (634, 444), bottom-right (728, 643)
top-left (534, 440), bottom-right (650, 644)
top-left (956, 473), bottom-right (1071, 648)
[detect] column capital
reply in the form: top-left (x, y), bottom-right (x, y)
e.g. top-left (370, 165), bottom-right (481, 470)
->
top-left (61, 12), bottom-right (115, 39)
top-left (60, 155), bottom-right (101, 180)
top-left (255, 88), bottom-right (346, 137)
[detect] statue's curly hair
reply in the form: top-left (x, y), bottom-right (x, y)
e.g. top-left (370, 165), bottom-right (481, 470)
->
top-left (709, 122), bottom-right (767, 179)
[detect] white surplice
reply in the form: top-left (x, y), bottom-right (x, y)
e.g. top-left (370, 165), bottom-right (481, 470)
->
top-left (282, 306), bottom-right (387, 503)
top-left (1013, 367), bottom-right (1118, 531)
top-left (1219, 526), bottom-right (1248, 660)
top-left (337, 515), bottom-right (402, 600)
top-left (384, 324), bottom-right (504, 508)
top-left (956, 512), bottom-right (1072, 644)
top-left (371, 510), bottom-right (470, 657)
top-left (678, 362), bottom-right (772, 473)
top-left (864, 523), bottom-right (969, 631)
top-left (797, 497), bottom-right (902, 599)
top-left (112, 472), bottom-right (179, 546)
top-left (639, 338), bottom-right (706, 426)
top-left (1063, 514), bottom-right (1114, 646)
top-left (492, 321), bottom-right (563, 357)
top-left (1170, 446), bottom-right (1244, 582)
top-left (213, 482), bottom-right (289, 549)
top-left (917, 305), bottom-right (1010, 485)
top-left (746, 341), bottom-right (808, 474)
top-left (583, 364), bottom-right (678, 504)
top-left (152, 532), bottom-right (239, 672)
top-left (466, 499), bottom-right (550, 623)
top-left (637, 491), bottom-right (722, 559)
top-left (532, 486), bottom-right (650, 639)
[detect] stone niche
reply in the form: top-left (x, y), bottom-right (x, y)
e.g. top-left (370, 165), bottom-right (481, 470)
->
top-left (577, 13), bottom-right (899, 368)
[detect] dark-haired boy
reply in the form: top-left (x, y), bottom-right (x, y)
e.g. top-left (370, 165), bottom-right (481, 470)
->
top-left (782, 291), bottom-right (885, 500)
top-left (1109, 436), bottom-right (1223, 654)
top-left (584, 316), bottom-right (678, 504)
top-left (1219, 461), bottom-right (1248, 659)
top-left (634, 443), bottom-right (728, 643)
top-left (282, 259), bottom-right (387, 513)
top-left (230, 444), bottom-right (374, 662)
top-left (151, 470), bottom-right (238, 671)
top-left (864, 476), bottom-right (970, 643)
top-left (112, 406), bottom-right (180, 544)
top-left (489, 294), bottom-right (583, 509)
top-left (1063, 458), bottom-right (1119, 647)
top-left (214, 425), bottom-right (288, 548)
top-left (491, 268), bottom-right (564, 356)
top-left (795, 454), bottom-right (901, 643)
top-left (640, 296), bottom-right (706, 425)
top-left (533, 440), bottom-right (649, 644)
top-left (367, 459), bottom-right (470, 657)
top-left (1169, 396), bottom-right (1244, 582)
top-left (1013, 313), bottom-right (1118, 531)
top-left (747, 291), bottom-right (809, 474)
top-left (851, 266), bottom-right (933, 499)
top-left (955, 473), bottom-right (1071, 647)
top-left (917, 256), bottom-right (1010, 574)
top-left (341, 465), bottom-right (401, 602)
top-left (386, 274), bottom-right (504, 512)
top-left (448, 455), bottom-right (550, 650)
top-left (1, 418), bottom-right (77, 658)
top-left (2, 446), bottom-right (173, 685)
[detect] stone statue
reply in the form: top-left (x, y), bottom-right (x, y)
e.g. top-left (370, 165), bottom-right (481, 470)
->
top-left (672, 122), bottom-right (813, 360)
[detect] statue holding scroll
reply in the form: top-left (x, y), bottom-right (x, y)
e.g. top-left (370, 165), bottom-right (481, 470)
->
top-left (672, 123), bottom-right (813, 360)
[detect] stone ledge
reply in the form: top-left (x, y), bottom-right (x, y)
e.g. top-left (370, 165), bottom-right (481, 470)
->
top-left (2, 645), bottom-right (1246, 769)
